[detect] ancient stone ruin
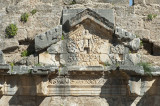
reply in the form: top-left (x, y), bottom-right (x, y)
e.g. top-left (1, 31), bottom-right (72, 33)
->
top-left (0, 0), bottom-right (160, 105)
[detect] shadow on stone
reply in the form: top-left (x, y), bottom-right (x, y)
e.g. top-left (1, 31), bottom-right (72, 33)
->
top-left (136, 77), bottom-right (159, 106)
top-left (100, 71), bottom-right (138, 106)
top-left (7, 75), bottom-right (45, 106)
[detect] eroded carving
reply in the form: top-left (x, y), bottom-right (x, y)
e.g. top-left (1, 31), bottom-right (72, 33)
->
top-left (49, 77), bottom-right (69, 85)
top-left (67, 23), bottom-right (112, 66)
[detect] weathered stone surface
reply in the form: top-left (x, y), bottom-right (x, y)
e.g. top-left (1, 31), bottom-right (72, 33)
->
top-left (47, 40), bottom-right (67, 54)
top-left (62, 9), bottom-right (115, 29)
top-left (128, 77), bottom-right (141, 95)
top-left (0, 50), bottom-right (4, 64)
top-left (15, 28), bottom-right (27, 41)
top-left (100, 54), bottom-right (112, 64)
top-left (15, 55), bottom-right (38, 66)
top-left (124, 54), bottom-right (141, 66)
top-left (35, 25), bottom-right (62, 52)
top-left (134, 0), bottom-right (145, 5)
top-left (119, 65), bottom-right (144, 75)
top-left (129, 38), bottom-right (140, 50)
top-left (134, 29), bottom-right (150, 40)
top-left (36, 76), bottom-right (48, 95)
top-left (0, 64), bottom-right (10, 75)
top-left (115, 27), bottom-right (136, 40)
top-left (65, 17), bottom-right (114, 66)
top-left (67, 66), bottom-right (104, 71)
top-left (145, 0), bottom-right (160, 4)
top-left (60, 53), bottom-right (77, 66)
top-left (11, 66), bottom-right (31, 75)
top-left (99, 0), bottom-right (129, 4)
top-left (0, 39), bottom-right (19, 51)
top-left (97, 42), bottom-right (110, 54)
top-left (69, 9), bottom-right (114, 32)
top-left (32, 66), bottom-right (58, 75)
top-left (27, 55), bottom-right (39, 66)
top-left (108, 54), bottom-right (121, 64)
top-left (110, 45), bottom-right (127, 54)
top-left (0, 3), bottom-right (160, 106)
top-left (149, 66), bottom-right (160, 76)
top-left (39, 52), bottom-right (60, 66)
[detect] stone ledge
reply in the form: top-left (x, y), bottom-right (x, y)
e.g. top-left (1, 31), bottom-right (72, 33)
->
top-left (0, 64), bottom-right (160, 76)
top-left (119, 65), bottom-right (144, 75)
top-left (0, 64), bottom-right (10, 75)
top-left (32, 66), bottom-right (58, 75)
top-left (0, 64), bottom-right (10, 70)
top-left (150, 66), bottom-right (160, 76)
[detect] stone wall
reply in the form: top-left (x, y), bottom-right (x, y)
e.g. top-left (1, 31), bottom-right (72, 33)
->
top-left (0, 0), bottom-right (160, 106)
top-left (0, 0), bottom-right (160, 65)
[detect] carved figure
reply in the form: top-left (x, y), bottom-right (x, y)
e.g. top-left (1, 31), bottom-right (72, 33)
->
top-left (83, 30), bottom-right (93, 52)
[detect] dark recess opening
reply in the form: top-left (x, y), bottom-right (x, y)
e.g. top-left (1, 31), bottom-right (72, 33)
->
top-left (143, 40), bottom-right (153, 55)
top-left (141, 40), bottom-right (160, 56)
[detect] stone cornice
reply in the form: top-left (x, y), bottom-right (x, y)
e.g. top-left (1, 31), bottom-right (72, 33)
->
top-left (69, 8), bottom-right (115, 32)
top-left (0, 64), bottom-right (159, 76)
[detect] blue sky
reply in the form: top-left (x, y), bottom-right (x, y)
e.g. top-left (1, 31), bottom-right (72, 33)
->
top-left (129, 0), bottom-right (133, 6)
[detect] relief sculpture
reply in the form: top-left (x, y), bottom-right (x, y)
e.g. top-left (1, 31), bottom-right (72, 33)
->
top-left (67, 23), bottom-right (111, 66)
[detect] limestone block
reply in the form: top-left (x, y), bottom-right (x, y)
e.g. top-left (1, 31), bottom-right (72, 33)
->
top-left (27, 55), bottom-right (38, 66)
top-left (100, 54), bottom-right (112, 64)
top-left (115, 27), bottom-right (136, 41)
top-left (36, 77), bottom-right (48, 96)
top-left (108, 54), bottom-right (121, 64)
top-left (110, 45), bottom-right (126, 54)
top-left (15, 57), bottom-right (27, 65)
top-left (47, 40), bottom-right (67, 54)
top-left (114, 6), bottom-right (134, 17)
top-left (124, 54), bottom-right (141, 66)
top-left (63, 0), bottom-right (74, 4)
top-left (149, 66), bottom-right (160, 76)
top-left (128, 77), bottom-right (141, 95)
top-left (39, 52), bottom-right (60, 66)
top-left (134, 29), bottom-right (150, 39)
top-left (15, 29), bottom-right (27, 41)
top-left (35, 4), bottom-right (54, 12)
top-left (129, 38), bottom-right (140, 50)
top-left (60, 53), bottom-right (77, 66)
top-left (119, 65), bottom-right (144, 75)
top-left (40, 0), bottom-right (62, 3)
top-left (62, 9), bottom-right (114, 28)
top-left (145, 0), bottom-right (160, 4)
top-left (0, 50), bottom-right (4, 64)
top-left (0, 39), bottom-right (19, 51)
top-left (11, 66), bottom-right (31, 75)
top-left (15, 55), bottom-right (38, 66)
top-left (97, 42), bottom-right (110, 54)
top-left (99, 0), bottom-right (129, 4)
top-left (35, 25), bottom-right (62, 52)
top-left (66, 39), bottom-right (79, 53)
top-left (32, 66), bottom-right (58, 75)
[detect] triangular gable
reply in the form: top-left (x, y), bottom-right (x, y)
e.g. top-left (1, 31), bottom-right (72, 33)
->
top-left (68, 8), bottom-right (115, 32)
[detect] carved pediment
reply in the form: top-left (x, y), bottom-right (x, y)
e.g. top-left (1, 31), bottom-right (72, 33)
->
top-left (66, 19), bottom-right (113, 66)
top-left (69, 8), bottom-right (114, 32)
